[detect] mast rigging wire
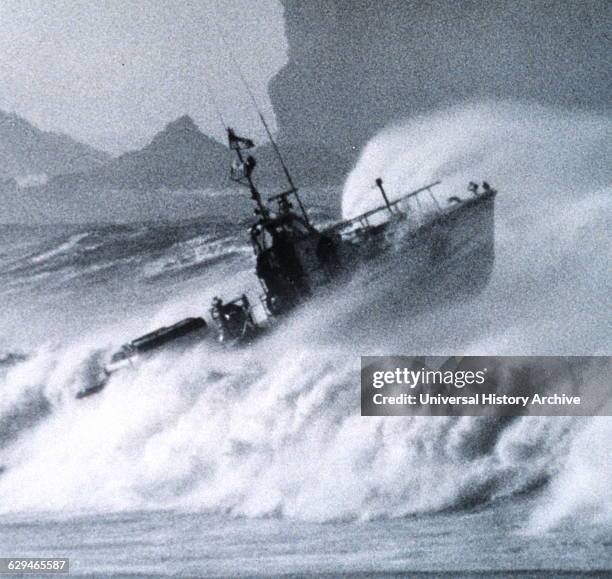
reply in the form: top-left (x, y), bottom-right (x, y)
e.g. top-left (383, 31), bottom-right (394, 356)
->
top-left (211, 19), bottom-right (297, 193)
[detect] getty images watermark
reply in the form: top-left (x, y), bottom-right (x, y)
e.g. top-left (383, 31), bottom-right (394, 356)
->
top-left (361, 356), bottom-right (611, 416)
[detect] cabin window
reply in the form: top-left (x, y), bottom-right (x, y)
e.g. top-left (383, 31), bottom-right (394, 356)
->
top-left (262, 228), bottom-right (275, 249)
top-left (250, 227), bottom-right (265, 252)
top-left (252, 228), bottom-right (272, 249)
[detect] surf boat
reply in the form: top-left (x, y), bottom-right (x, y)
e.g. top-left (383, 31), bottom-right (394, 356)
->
top-left (76, 128), bottom-right (497, 399)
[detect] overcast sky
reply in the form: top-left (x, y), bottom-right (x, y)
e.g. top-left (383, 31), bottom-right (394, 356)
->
top-left (0, 0), bottom-right (287, 153)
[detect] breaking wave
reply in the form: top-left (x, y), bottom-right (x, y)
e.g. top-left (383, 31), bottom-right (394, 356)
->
top-left (0, 221), bottom-right (250, 295)
top-left (0, 101), bottom-right (609, 531)
top-left (29, 232), bottom-right (91, 264)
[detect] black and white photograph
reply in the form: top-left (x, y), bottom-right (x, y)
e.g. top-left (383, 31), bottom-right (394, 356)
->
top-left (0, 1), bottom-right (610, 577)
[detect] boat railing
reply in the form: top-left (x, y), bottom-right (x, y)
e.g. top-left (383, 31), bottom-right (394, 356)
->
top-left (327, 180), bottom-right (442, 238)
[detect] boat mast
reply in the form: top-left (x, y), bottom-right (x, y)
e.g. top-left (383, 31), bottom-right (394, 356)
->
top-left (240, 89), bottom-right (311, 226)
top-left (228, 128), bottom-right (269, 218)
top-left (215, 29), bottom-right (311, 226)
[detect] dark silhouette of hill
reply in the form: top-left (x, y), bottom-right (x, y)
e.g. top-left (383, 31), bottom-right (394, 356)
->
top-left (0, 115), bottom-right (351, 222)
top-left (0, 110), bottom-right (110, 179)
top-left (78, 115), bottom-right (231, 190)
top-left (49, 116), bottom-right (349, 191)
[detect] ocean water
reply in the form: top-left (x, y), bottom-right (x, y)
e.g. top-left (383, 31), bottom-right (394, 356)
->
top-left (0, 102), bottom-right (610, 577)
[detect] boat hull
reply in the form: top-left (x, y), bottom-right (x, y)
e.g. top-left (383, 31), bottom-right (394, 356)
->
top-left (329, 190), bottom-right (496, 304)
top-left (390, 191), bottom-right (495, 296)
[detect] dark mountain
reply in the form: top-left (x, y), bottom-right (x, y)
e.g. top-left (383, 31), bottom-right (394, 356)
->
top-left (0, 110), bottom-right (110, 180)
top-left (77, 115), bottom-right (231, 190)
top-left (0, 115), bottom-right (350, 223)
top-left (51, 116), bottom-right (350, 191)
top-left (270, 0), bottom-right (611, 156)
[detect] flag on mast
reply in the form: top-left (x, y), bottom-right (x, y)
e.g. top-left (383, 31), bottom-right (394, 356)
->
top-left (227, 128), bottom-right (254, 150)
